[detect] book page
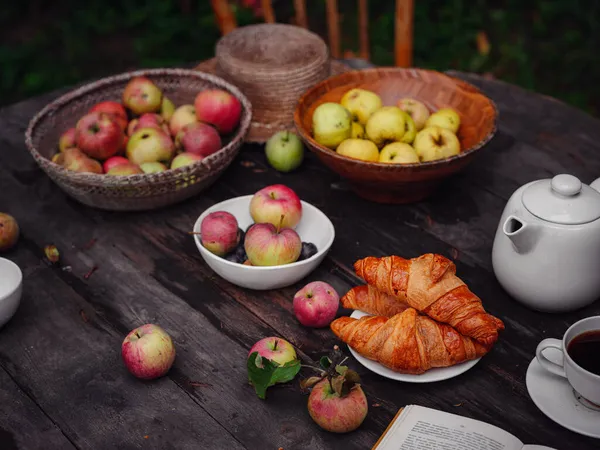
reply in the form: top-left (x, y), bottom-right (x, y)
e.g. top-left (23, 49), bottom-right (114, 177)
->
top-left (522, 446), bottom-right (557, 450)
top-left (375, 405), bottom-right (524, 450)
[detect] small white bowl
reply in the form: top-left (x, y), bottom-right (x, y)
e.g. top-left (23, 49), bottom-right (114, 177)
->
top-left (193, 195), bottom-right (335, 290)
top-left (0, 257), bottom-right (23, 328)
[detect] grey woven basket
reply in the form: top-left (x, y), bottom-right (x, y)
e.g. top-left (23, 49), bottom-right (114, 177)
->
top-left (25, 68), bottom-right (252, 211)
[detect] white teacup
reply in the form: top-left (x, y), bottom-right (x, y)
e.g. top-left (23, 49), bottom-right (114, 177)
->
top-left (536, 316), bottom-right (600, 406)
top-left (0, 257), bottom-right (23, 328)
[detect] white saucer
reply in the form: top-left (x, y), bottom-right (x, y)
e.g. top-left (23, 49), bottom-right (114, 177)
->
top-left (346, 310), bottom-right (481, 383)
top-left (526, 347), bottom-right (600, 439)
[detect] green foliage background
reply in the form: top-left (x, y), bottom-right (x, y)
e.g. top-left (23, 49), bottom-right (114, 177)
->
top-left (1, 0), bottom-right (598, 115)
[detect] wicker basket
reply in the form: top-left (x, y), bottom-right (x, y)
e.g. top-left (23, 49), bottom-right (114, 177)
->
top-left (195, 23), bottom-right (351, 143)
top-left (25, 68), bottom-right (252, 211)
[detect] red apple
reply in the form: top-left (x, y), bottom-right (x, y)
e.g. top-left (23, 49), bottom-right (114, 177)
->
top-left (248, 337), bottom-right (297, 366)
top-left (0, 213), bottom-right (19, 252)
top-left (175, 122), bottom-right (222, 157)
top-left (293, 281), bottom-right (340, 328)
top-left (58, 128), bottom-right (77, 152)
top-left (200, 211), bottom-right (240, 256)
top-left (169, 104), bottom-right (197, 136)
top-left (75, 112), bottom-right (125, 160)
top-left (170, 152), bottom-right (203, 169)
top-left (89, 101), bottom-right (128, 130)
top-left (126, 128), bottom-right (175, 165)
top-left (194, 89), bottom-right (242, 134)
top-left (129, 113), bottom-right (170, 135)
top-left (249, 184), bottom-right (302, 229)
top-left (106, 163), bottom-right (144, 175)
top-left (103, 156), bottom-right (130, 173)
top-left (121, 324), bottom-right (176, 380)
top-left (55, 148), bottom-right (103, 174)
top-left (122, 77), bottom-right (162, 115)
top-left (308, 378), bottom-right (368, 433)
top-left (244, 222), bottom-right (301, 266)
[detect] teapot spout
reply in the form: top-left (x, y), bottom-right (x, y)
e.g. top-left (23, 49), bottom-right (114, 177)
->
top-left (503, 215), bottom-right (536, 253)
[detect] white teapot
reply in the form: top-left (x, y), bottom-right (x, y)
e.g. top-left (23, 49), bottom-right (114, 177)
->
top-left (492, 174), bottom-right (600, 312)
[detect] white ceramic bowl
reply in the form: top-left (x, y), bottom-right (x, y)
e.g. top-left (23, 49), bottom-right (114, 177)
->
top-left (0, 257), bottom-right (23, 328)
top-left (193, 195), bottom-right (335, 290)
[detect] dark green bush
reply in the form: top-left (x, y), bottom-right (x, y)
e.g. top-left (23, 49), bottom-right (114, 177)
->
top-left (0, 0), bottom-right (597, 115)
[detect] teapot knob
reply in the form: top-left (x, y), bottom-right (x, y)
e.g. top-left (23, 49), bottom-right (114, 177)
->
top-left (551, 174), bottom-right (582, 196)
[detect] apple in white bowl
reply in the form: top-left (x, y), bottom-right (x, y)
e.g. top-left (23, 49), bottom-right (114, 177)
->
top-left (245, 222), bottom-right (301, 266)
top-left (200, 211), bottom-right (240, 257)
top-left (249, 184), bottom-right (302, 229)
top-left (192, 195), bottom-right (335, 290)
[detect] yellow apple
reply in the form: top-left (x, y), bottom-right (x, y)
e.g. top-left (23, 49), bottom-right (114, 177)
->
top-left (425, 108), bottom-right (461, 133)
top-left (351, 121), bottom-right (365, 139)
top-left (340, 88), bottom-right (383, 125)
top-left (365, 106), bottom-right (406, 148)
top-left (379, 142), bottom-right (419, 164)
top-left (397, 98), bottom-right (430, 131)
top-left (336, 139), bottom-right (379, 162)
top-left (312, 103), bottom-right (352, 149)
top-left (399, 111), bottom-right (417, 144)
top-left (413, 126), bottom-right (461, 162)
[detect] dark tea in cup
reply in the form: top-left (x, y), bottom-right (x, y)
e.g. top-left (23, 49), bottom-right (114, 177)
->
top-left (567, 330), bottom-right (600, 375)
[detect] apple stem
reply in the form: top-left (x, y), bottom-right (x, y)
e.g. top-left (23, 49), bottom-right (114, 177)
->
top-left (273, 339), bottom-right (278, 351)
top-left (135, 332), bottom-right (141, 339)
top-left (188, 231), bottom-right (201, 235)
top-left (283, 131), bottom-right (289, 143)
top-left (276, 215), bottom-right (284, 233)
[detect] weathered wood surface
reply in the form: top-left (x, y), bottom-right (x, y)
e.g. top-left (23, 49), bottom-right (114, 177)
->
top-left (0, 64), bottom-right (599, 449)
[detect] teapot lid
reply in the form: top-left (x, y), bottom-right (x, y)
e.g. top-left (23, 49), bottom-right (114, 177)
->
top-left (522, 174), bottom-right (600, 225)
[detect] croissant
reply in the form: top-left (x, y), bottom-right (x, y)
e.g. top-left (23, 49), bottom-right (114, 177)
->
top-left (341, 285), bottom-right (409, 317)
top-left (331, 308), bottom-right (489, 374)
top-left (354, 254), bottom-right (504, 347)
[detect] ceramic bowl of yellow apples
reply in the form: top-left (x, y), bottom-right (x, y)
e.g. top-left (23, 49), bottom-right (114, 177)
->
top-left (293, 68), bottom-right (497, 203)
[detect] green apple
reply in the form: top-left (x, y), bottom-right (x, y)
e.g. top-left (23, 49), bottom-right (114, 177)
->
top-left (413, 126), bottom-right (461, 162)
top-left (425, 108), bottom-right (461, 133)
top-left (171, 152), bottom-right (203, 169)
top-left (265, 131), bottom-right (304, 173)
top-left (379, 142), bottom-right (419, 164)
top-left (126, 128), bottom-right (175, 165)
top-left (160, 97), bottom-right (176, 121)
top-left (397, 98), bottom-right (430, 131)
top-left (140, 162), bottom-right (168, 173)
top-left (340, 88), bottom-right (382, 125)
top-left (336, 139), bottom-right (379, 163)
top-left (399, 111), bottom-right (417, 144)
top-left (365, 106), bottom-right (406, 148)
top-left (312, 103), bottom-right (352, 149)
top-left (351, 121), bottom-right (365, 139)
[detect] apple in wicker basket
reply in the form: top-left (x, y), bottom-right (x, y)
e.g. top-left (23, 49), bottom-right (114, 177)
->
top-left (194, 89), bottom-right (241, 134)
top-left (128, 113), bottom-right (170, 136)
top-left (55, 148), bottom-right (103, 174)
top-left (89, 101), bottom-right (128, 130)
top-left (75, 112), bottom-right (125, 160)
top-left (169, 105), bottom-right (198, 136)
top-left (106, 162), bottom-right (144, 176)
top-left (175, 122), bottom-right (222, 157)
top-left (126, 128), bottom-right (175, 166)
top-left (58, 128), bottom-right (77, 153)
top-left (170, 152), bottom-right (204, 169)
top-left (122, 76), bottom-right (163, 115)
top-left (103, 156), bottom-right (130, 173)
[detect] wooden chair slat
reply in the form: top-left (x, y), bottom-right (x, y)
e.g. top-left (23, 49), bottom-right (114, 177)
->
top-left (293, 0), bottom-right (308, 28)
top-left (394, 0), bottom-right (414, 67)
top-left (325, 0), bottom-right (341, 59)
top-left (210, 0), bottom-right (237, 35)
top-left (358, 0), bottom-right (370, 60)
top-left (261, 0), bottom-right (276, 23)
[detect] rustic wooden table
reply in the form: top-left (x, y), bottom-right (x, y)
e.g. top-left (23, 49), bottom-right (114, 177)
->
top-left (1, 64), bottom-right (599, 450)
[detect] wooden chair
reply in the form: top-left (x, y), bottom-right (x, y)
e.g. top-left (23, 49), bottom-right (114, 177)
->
top-left (209, 0), bottom-right (414, 67)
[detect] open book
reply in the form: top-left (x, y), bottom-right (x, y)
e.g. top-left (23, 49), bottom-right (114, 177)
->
top-left (373, 405), bottom-right (557, 450)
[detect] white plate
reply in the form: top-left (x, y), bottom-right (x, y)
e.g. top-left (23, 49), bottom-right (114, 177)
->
top-left (347, 310), bottom-right (481, 383)
top-left (526, 347), bottom-right (600, 439)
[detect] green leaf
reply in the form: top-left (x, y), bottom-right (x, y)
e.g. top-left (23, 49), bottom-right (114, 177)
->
top-left (247, 352), bottom-right (301, 400)
top-left (320, 356), bottom-right (332, 369)
top-left (331, 375), bottom-right (345, 397)
top-left (335, 365), bottom-right (348, 376)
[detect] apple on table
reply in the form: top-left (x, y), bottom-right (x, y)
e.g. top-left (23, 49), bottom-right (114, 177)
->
top-left (293, 281), bottom-right (340, 328)
top-left (265, 131), bottom-right (304, 173)
top-left (0, 213), bottom-right (19, 252)
top-left (121, 324), bottom-right (176, 380)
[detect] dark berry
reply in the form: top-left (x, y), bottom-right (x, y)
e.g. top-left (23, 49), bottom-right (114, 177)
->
top-left (298, 242), bottom-right (318, 261)
top-left (235, 244), bottom-right (247, 262)
top-left (224, 252), bottom-right (239, 263)
top-left (237, 227), bottom-right (245, 245)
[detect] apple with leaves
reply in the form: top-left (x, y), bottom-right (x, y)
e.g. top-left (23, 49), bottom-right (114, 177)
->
top-left (302, 346), bottom-right (368, 433)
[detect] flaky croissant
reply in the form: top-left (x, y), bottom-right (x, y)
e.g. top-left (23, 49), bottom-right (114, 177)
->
top-left (354, 254), bottom-right (504, 347)
top-left (331, 308), bottom-right (489, 374)
top-left (341, 285), bottom-right (409, 317)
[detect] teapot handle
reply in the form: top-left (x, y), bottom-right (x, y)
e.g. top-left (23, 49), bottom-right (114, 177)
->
top-left (591, 178), bottom-right (600, 193)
